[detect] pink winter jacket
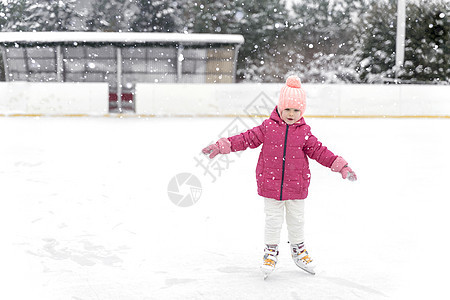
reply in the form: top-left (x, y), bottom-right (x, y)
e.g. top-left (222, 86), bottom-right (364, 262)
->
top-left (228, 107), bottom-right (338, 200)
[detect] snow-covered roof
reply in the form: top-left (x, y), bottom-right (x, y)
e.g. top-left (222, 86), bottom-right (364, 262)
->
top-left (0, 31), bottom-right (245, 45)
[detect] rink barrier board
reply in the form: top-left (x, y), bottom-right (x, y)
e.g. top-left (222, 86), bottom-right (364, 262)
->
top-left (135, 83), bottom-right (450, 117)
top-left (1, 82), bottom-right (449, 117)
top-left (0, 82), bottom-right (109, 115)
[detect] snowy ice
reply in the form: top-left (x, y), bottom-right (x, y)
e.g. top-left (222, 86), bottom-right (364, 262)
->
top-left (0, 116), bottom-right (449, 299)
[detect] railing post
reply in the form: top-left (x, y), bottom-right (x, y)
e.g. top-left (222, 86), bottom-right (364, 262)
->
top-left (56, 45), bottom-right (63, 82)
top-left (177, 44), bottom-right (183, 83)
top-left (117, 47), bottom-right (123, 112)
top-left (232, 44), bottom-right (241, 83)
top-left (1, 46), bottom-right (10, 82)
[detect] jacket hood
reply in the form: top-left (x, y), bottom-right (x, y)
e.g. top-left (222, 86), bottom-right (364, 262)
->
top-left (270, 106), bottom-right (305, 126)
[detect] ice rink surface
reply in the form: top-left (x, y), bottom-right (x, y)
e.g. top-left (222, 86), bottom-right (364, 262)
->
top-left (1, 116), bottom-right (449, 299)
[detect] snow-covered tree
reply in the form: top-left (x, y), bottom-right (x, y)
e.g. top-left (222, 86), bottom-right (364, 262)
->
top-left (177, 0), bottom-right (240, 34)
top-left (289, 0), bottom-right (367, 83)
top-left (0, 0), bottom-right (31, 31)
top-left (129, 0), bottom-right (177, 32)
top-left (0, 1), bottom-right (5, 31)
top-left (292, 52), bottom-right (361, 83)
top-left (357, 0), bottom-right (397, 82)
top-left (24, 0), bottom-right (80, 31)
top-left (357, 0), bottom-right (449, 83)
top-left (400, 0), bottom-right (449, 83)
top-left (86, 0), bottom-right (134, 32)
top-left (0, 0), bottom-right (80, 32)
top-left (232, 0), bottom-right (291, 82)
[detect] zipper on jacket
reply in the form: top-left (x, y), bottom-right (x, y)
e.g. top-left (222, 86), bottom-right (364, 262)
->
top-left (279, 124), bottom-right (289, 200)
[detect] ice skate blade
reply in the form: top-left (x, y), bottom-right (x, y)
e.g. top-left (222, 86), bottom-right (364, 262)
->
top-left (261, 266), bottom-right (274, 280)
top-left (298, 265), bottom-right (315, 275)
top-left (303, 268), bottom-right (315, 275)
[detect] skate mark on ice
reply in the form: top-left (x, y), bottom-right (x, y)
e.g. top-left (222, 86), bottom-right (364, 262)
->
top-left (31, 217), bottom-right (43, 223)
top-left (217, 266), bottom-right (253, 274)
top-left (14, 161), bottom-right (43, 168)
top-left (321, 276), bottom-right (387, 298)
top-left (26, 178), bottom-right (48, 184)
top-left (164, 278), bottom-right (197, 287)
top-left (27, 238), bottom-right (124, 267)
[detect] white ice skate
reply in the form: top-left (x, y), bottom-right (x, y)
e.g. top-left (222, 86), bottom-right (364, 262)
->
top-left (290, 243), bottom-right (316, 275)
top-left (261, 244), bottom-right (278, 280)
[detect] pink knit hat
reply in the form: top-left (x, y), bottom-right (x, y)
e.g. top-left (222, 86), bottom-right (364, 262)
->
top-left (277, 75), bottom-right (306, 117)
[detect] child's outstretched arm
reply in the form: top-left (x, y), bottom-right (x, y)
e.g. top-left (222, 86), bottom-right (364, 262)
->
top-left (202, 123), bottom-right (266, 159)
top-left (303, 129), bottom-right (357, 181)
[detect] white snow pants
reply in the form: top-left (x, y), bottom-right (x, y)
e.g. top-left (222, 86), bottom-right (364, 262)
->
top-left (264, 197), bottom-right (305, 245)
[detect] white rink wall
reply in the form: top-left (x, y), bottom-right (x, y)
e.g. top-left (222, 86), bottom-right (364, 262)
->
top-left (0, 82), bottom-right (109, 115)
top-left (0, 82), bottom-right (449, 116)
top-left (135, 83), bottom-right (450, 117)
top-left (305, 84), bottom-right (450, 117)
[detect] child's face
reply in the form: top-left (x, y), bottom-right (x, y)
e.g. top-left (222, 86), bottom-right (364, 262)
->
top-left (281, 108), bottom-right (302, 125)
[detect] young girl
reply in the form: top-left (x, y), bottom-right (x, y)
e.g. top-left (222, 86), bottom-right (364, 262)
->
top-left (202, 75), bottom-right (357, 278)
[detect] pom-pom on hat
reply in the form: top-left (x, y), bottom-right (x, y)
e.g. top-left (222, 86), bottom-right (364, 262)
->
top-left (277, 75), bottom-right (306, 117)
